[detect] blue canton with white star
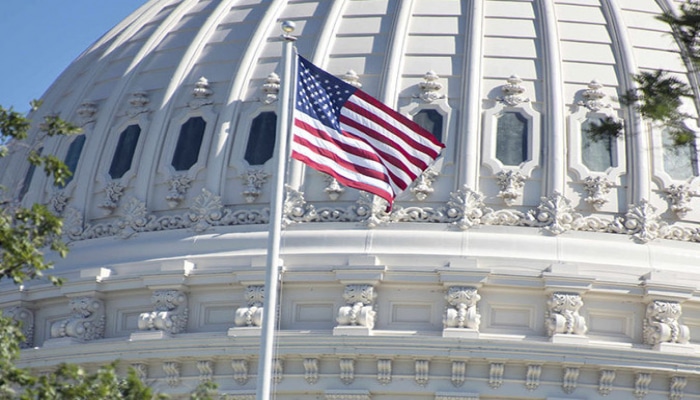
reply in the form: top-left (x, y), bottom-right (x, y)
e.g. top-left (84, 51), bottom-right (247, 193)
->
top-left (296, 56), bottom-right (357, 131)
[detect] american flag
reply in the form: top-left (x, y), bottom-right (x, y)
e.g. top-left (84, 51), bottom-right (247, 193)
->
top-left (291, 56), bottom-right (444, 208)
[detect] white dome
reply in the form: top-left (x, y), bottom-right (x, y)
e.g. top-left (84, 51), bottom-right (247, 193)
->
top-left (2, 0), bottom-right (700, 398)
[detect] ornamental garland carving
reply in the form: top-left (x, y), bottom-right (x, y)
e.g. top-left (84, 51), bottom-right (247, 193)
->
top-left (282, 186), bottom-right (317, 227)
top-left (337, 284), bottom-right (377, 329)
top-left (76, 101), bottom-right (98, 126)
top-left (340, 70), bottom-right (363, 88)
top-left (443, 185), bottom-right (491, 230)
top-left (126, 90), bottom-right (150, 117)
top-left (390, 205), bottom-right (444, 224)
top-left (414, 70), bottom-right (445, 103)
top-left (118, 197), bottom-right (151, 239)
top-left (50, 297), bottom-right (105, 341)
top-left (410, 168), bottom-right (438, 201)
top-left (240, 169), bottom-right (269, 203)
top-left (496, 170), bottom-right (525, 206)
top-left (356, 192), bottom-right (390, 228)
top-left (525, 192), bottom-right (582, 235)
top-left (188, 188), bottom-right (225, 232)
top-left (443, 286), bottom-right (481, 330)
top-left (578, 79), bottom-right (611, 111)
top-left (665, 184), bottom-right (695, 218)
top-left (65, 190), bottom-right (269, 241)
top-left (49, 190), bottom-right (70, 214)
top-left (545, 293), bottom-right (587, 336)
top-left (63, 182), bottom-right (700, 244)
top-left (642, 300), bottom-right (690, 345)
top-left (583, 176), bottom-right (613, 210)
top-left (165, 174), bottom-right (193, 208)
top-left (138, 290), bottom-right (188, 334)
top-left (324, 174), bottom-right (345, 200)
top-left (5, 306), bottom-right (34, 348)
top-left (260, 73), bottom-right (280, 104)
top-left (234, 285), bottom-right (264, 327)
top-left (611, 200), bottom-right (664, 243)
top-left (99, 181), bottom-right (125, 213)
top-left (497, 75), bottom-right (529, 106)
top-left (189, 76), bottom-right (214, 109)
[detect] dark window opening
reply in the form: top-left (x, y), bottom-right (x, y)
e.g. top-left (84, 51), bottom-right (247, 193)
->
top-left (496, 112), bottom-right (528, 166)
top-left (413, 109), bottom-right (443, 142)
top-left (19, 147), bottom-right (42, 200)
top-left (62, 135), bottom-right (86, 187)
top-left (171, 117), bottom-right (206, 171)
top-left (244, 112), bottom-right (277, 165)
top-left (109, 125), bottom-right (141, 179)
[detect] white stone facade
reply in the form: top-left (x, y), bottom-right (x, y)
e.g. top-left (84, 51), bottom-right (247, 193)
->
top-left (2, 0), bottom-right (700, 398)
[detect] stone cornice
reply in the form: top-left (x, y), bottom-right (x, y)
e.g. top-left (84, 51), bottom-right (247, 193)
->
top-left (17, 333), bottom-right (700, 373)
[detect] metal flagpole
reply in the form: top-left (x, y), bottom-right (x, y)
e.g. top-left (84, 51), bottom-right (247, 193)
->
top-left (256, 21), bottom-right (296, 400)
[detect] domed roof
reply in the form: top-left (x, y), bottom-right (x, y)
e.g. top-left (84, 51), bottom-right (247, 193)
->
top-left (3, 0), bottom-right (700, 248)
top-left (5, 0), bottom-right (698, 244)
top-left (3, 1), bottom-right (700, 398)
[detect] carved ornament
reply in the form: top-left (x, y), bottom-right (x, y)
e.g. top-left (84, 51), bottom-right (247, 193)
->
top-left (50, 297), bottom-right (105, 341)
top-left (137, 290), bottom-right (188, 334)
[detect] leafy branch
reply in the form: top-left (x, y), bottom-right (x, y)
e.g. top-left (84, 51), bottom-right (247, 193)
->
top-left (0, 103), bottom-right (82, 285)
top-left (620, 70), bottom-right (695, 145)
top-left (657, 1), bottom-right (700, 67)
top-left (585, 116), bottom-right (624, 142)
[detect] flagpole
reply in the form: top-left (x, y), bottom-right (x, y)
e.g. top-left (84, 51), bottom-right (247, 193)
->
top-left (256, 21), bottom-right (296, 400)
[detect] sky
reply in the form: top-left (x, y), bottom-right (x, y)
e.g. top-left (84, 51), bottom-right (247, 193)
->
top-left (0, 1), bottom-right (147, 113)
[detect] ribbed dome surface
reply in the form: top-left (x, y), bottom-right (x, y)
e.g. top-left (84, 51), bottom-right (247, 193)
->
top-left (3, 0), bottom-right (700, 236)
top-left (3, 1), bottom-right (700, 399)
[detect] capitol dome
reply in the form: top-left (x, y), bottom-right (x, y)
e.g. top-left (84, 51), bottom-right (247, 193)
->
top-left (3, 0), bottom-right (700, 398)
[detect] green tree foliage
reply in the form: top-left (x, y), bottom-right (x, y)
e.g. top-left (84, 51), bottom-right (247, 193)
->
top-left (616, 2), bottom-right (700, 146)
top-left (620, 70), bottom-right (694, 145)
top-left (0, 102), bottom-right (77, 285)
top-left (658, 1), bottom-right (700, 67)
top-left (585, 116), bottom-right (624, 142)
top-left (0, 103), bottom-right (218, 399)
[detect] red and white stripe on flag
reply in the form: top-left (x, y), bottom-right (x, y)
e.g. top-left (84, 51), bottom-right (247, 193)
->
top-left (290, 56), bottom-right (444, 209)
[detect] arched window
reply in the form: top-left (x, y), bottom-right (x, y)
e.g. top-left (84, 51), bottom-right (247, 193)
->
top-left (19, 147), bottom-right (42, 200)
top-left (171, 117), bottom-right (206, 171)
top-left (413, 109), bottom-right (443, 142)
top-left (496, 112), bottom-right (528, 166)
top-left (663, 130), bottom-right (698, 180)
top-left (109, 125), bottom-right (141, 179)
top-left (244, 112), bottom-right (277, 165)
top-left (62, 135), bottom-right (86, 186)
top-left (581, 119), bottom-right (613, 172)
